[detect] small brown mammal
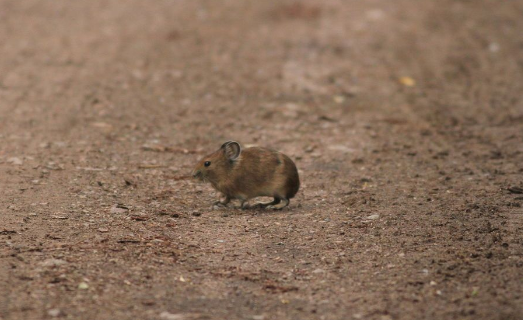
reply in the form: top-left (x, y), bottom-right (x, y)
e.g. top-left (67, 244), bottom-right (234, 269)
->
top-left (192, 141), bottom-right (300, 209)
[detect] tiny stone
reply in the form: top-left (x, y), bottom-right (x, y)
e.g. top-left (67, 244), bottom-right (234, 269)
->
top-left (489, 42), bottom-right (500, 52)
top-left (40, 259), bottom-right (67, 267)
top-left (78, 282), bottom-right (89, 290)
top-left (159, 312), bottom-right (185, 320)
top-left (328, 145), bottom-right (354, 153)
top-left (366, 214), bottom-right (380, 220)
top-left (110, 204), bottom-right (128, 214)
top-left (47, 309), bottom-right (61, 317)
top-left (333, 95), bottom-right (345, 104)
top-left (7, 157), bottom-right (23, 165)
top-left (51, 215), bottom-right (68, 219)
top-left (191, 211), bottom-right (201, 216)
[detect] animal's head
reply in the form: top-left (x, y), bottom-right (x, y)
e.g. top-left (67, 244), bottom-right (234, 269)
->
top-left (192, 141), bottom-right (242, 184)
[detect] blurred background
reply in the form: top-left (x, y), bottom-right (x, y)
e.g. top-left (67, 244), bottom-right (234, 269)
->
top-left (1, 1), bottom-right (522, 319)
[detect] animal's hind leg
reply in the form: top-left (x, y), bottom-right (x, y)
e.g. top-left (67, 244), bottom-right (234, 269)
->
top-left (240, 199), bottom-right (251, 210)
top-left (267, 198), bottom-right (289, 210)
top-left (252, 197), bottom-right (281, 208)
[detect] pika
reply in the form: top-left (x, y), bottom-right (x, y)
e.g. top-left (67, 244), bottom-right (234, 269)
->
top-left (192, 141), bottom-right (300, 209)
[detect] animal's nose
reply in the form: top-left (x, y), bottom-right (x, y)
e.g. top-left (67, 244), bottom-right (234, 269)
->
top-left (192, 170), bottom-right (201, 178)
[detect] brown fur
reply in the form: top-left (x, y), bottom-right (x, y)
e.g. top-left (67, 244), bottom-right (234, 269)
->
top-left (192, 141), bottom-right (300, 209)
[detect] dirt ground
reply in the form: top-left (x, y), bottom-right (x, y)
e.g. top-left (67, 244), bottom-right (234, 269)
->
top-left (1, 0), bottom-right (523, 319)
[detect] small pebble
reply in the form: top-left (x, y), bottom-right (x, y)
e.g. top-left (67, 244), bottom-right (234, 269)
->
top-left (159, 312), bottom-right (186, 320)
top-left (191, 211), bottom-right (201, 216)
top-left (78, 282), bottom-right (89, 290)
top-left (40, 259), bottom-right (67, 267)
top-left (7, 157), bottom-right (23, 165)
top-left (489, 42), bottom-right (500, 53)
top-left (110, 205), bottom-right (128, 214)
top-left (47, 309), bottom-right (61, 317)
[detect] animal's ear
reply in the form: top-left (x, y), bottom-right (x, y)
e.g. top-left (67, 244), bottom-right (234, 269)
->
top-left (222, 141), bottom-right (241, 160)
top-left (220, 141), bottom-right (234, 149)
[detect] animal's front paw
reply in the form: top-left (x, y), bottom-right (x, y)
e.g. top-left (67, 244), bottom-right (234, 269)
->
top-left (212, 201), bottom-right (228, 210)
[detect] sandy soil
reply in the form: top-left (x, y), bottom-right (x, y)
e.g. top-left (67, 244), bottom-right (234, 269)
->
top-left (1, 1), bottom-right (523, 319)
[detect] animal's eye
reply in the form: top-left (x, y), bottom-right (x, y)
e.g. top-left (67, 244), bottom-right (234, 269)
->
top-left (204, 161), bottom-right (211, 167)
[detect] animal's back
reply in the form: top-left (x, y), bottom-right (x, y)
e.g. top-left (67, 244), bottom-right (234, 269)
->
top-left (230, 147), bottom-right (300, 199)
